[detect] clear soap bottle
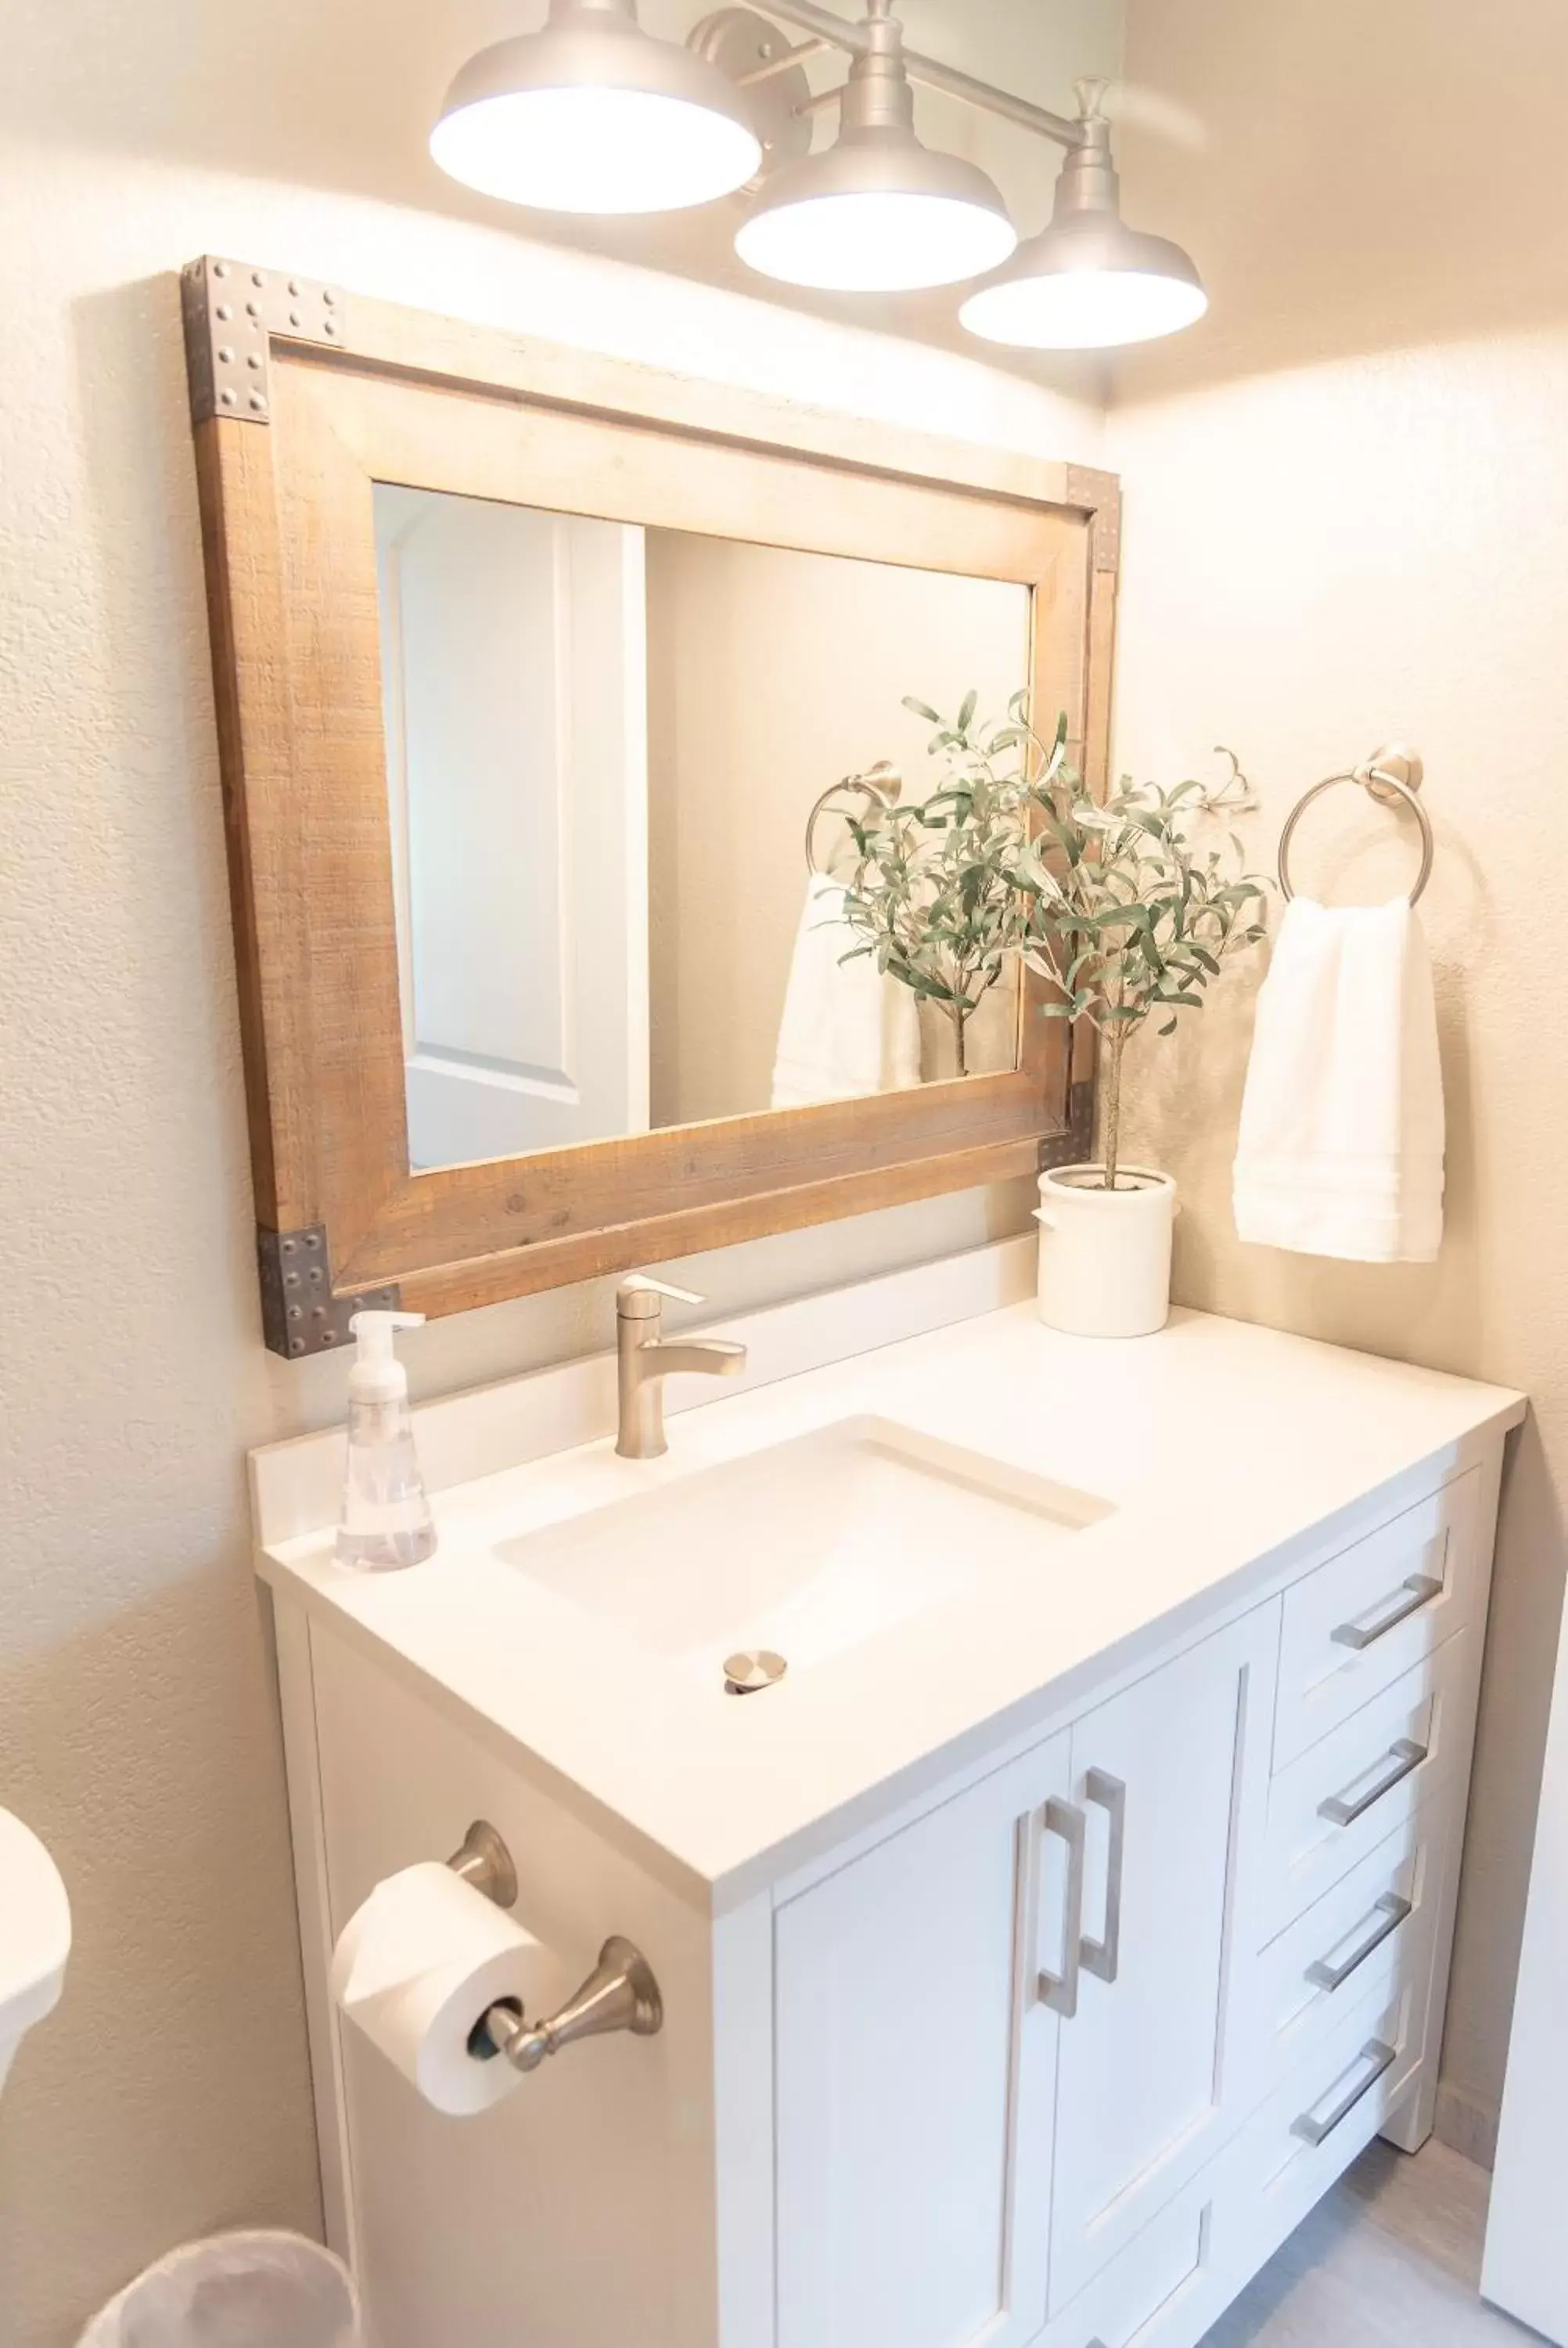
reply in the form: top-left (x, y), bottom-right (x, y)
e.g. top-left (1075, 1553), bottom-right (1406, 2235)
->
top-left (333, 1310), bottom-right (438, 1572)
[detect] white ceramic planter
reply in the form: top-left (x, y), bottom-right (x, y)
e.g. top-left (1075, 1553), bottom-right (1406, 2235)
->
top-left (1034, 1165), bottom-right (1177, 1339)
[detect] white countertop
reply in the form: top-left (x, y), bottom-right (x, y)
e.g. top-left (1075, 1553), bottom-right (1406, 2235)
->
top-left (257, 1295), bottom-right (1523, 1912)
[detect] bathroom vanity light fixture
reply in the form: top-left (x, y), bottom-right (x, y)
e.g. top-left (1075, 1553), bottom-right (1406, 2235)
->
top-left (430, 0), bottom-right (763, 214)
top-left (430, 0), bottom-right (1207, 345)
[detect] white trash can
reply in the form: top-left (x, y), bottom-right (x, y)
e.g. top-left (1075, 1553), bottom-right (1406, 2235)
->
top-left (77, 2232), bottom-right (358, 2348)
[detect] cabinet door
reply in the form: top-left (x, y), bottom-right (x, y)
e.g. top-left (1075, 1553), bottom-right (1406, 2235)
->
top-left (1048, 1606), bottom-right (1278, 2314)
top-left (775, 1732), bottom-right (1072, 2348)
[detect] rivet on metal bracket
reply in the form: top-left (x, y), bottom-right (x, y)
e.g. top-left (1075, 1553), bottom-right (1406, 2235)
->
top-left (180, 256), bottom-right (346, 427)
top-left (256, 1223), bottom-right (399, 1360)
top-left (1038, 1081), bottom-right (1096, 1174)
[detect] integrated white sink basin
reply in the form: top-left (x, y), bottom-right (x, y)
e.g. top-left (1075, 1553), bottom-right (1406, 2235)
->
top-left (496, 1416), bottom-right (1113, 1684)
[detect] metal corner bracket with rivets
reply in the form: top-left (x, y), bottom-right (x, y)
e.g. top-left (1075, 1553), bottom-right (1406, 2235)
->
top-left (256, 1223), bottom-right (400, 1359)
top-left (1039, 1080), bottom-right (1096, 1174)
top-left (180, 254), bottom-right (346, 426)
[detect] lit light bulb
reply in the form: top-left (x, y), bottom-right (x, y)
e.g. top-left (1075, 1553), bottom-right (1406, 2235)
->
top-left (961, 267), bottom-right (1208, 351)
top-left (738, 189), bottom-right (1016, 294)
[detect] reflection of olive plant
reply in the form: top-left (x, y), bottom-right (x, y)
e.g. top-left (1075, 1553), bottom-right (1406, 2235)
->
top-left (838, 693), bottom-right (1270, 1189)
top-left (836, 692), bottom-right (1030, 1077)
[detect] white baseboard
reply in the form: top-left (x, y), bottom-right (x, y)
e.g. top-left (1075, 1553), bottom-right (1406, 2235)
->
top-left (1435, 2078), bottom-right (1500, 2171)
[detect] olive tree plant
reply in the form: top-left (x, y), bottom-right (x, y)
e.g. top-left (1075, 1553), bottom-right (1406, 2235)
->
top-left (837, 694), bottom-right (1269, 1189)
top-left (1006, 703), bottom-right (1270, 1190)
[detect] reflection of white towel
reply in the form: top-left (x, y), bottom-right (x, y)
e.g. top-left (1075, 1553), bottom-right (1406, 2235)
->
top-left (1233, 897), bottom-right (1444, 1262)
top-left (771, 876), bottom-right (922, 1110)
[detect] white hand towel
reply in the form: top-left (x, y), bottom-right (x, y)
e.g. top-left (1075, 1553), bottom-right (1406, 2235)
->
top-left (771, 875), bottom-right (922, 1110)
top-left (1233, 897), bottom-right (1444, 1262)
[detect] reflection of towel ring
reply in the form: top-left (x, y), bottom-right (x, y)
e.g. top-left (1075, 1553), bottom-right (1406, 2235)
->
top-left (804, 762), bottom-right (903, 877)
top-left (1277, 750), bottom-right (1434, 906)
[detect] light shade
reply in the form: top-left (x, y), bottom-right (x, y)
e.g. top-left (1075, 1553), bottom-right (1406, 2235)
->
top-left (431, 0), bottom-right (763, 215)
top-left (960, 221), bottom-right (1208, 350)
top-left (962, 87), bottom-right (1206, 351)
top-left (735, 20), bottom-right (1016, 295)
top-left (737, 137), bottom-right (1017, 293)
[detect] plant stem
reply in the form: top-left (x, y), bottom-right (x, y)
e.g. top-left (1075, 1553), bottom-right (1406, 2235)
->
top-left (1102, 1025), bottom-right (1126, 1191)
top-left (953, 1005), bottom-right (969, 1077)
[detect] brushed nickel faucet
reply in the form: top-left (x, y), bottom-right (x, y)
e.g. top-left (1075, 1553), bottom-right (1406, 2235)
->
top-left (615, 1277), bottom-right (747, 1460)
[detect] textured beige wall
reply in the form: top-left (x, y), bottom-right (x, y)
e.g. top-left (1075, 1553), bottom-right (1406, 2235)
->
top-left (1111, 0), bottom-right (1568, 2155)
top-left (0, 13), bottom-right (1106, 2342)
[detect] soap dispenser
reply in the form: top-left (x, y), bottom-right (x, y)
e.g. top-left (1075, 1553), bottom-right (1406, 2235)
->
top-left (334, 1310), bottom-right (437, 1572)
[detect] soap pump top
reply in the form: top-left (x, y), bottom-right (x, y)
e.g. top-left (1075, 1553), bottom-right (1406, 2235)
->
top-left (334, 1310), bottom-right (437, 1573)
top-left (347, 1308), bottom-right (424, 1403)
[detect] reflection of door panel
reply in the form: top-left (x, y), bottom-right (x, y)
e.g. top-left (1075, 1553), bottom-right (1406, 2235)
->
top-left (376, 486), bottom-right (649, 1170)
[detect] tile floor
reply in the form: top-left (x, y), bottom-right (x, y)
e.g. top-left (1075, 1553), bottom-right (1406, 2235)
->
top-left (1200, 2138), bottom-right (1543, 2346)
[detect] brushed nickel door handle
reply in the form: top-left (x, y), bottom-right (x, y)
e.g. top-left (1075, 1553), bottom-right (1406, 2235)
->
top-left (1292, 2037), bottom-right (1397, 2145)
top-left (1038, 1798), bottom-right (1087, 2020)
top-left (1331, 1572), bottom-right (1443, 1651)
top-left (1318, 1736), bottom-right (1427, 1827)
top-left (1081, 1768), bottom-right (1126, 1986)
top-left (1306, 1892), bottom-right (1413, 1991)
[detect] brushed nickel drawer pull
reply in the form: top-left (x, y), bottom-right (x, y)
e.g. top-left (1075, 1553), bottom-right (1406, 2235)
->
top-left (1081, 1768), bottom-right (1127, 1986)
top-left (1331, 1573), bottom-right (1443, 1651)
top-left (1318, 1736), bottom-right (1427, 1827)
top-left (1306, 1892), bottom-right (1413, 1991)
top-left (1038, 1798), bottom-right (1087, 2021)
top-left (1292, 2037), bottom-right (1397, 2145)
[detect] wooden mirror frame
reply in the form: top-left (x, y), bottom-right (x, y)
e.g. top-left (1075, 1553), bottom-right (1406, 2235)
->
top-left (181, 255), bottom-right (1117, 1356)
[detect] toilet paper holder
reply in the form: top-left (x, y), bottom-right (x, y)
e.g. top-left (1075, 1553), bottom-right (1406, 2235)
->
top-left (446, 1821), bottom-right (664, 2074)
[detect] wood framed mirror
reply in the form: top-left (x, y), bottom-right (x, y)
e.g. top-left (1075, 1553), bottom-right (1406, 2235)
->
top-left (182, 255), bottom-right (1117, 1354)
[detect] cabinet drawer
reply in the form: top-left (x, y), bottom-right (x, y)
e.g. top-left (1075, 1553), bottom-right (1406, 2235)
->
top-left (1228, 1970), bottom-right (1425, 2281)
top-left (1274, 1471), bottom-right (1480, 1770)
top-left (1261, 1630), bottom-right (1470, 1939)
top-left (1249, 1807), bottom-right (1444, 2092)
top-left (1038, 2164), bottom-right (1233, 2348)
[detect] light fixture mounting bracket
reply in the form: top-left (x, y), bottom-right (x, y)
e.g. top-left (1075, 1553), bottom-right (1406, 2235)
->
top-left (180, 256), bottom-right (346, 427)
top-left (689, 9), bottom-right (815, 177)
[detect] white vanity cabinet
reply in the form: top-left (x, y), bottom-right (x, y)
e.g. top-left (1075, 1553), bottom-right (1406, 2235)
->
top-left (773, 1609), bottom-right (1277, 2348)
top-left (760, 1466), bottom-right (1494, 2348)
top-left (254, 1278), bottom-right (1523, 2348)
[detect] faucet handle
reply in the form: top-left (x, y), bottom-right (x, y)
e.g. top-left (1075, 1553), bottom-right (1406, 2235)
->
top-left (617, 1274), bottom-right (703, 1321)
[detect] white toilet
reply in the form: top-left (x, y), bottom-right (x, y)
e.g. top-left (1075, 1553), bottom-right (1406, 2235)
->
top-left (0, 1806), bottom-right (70, 2090)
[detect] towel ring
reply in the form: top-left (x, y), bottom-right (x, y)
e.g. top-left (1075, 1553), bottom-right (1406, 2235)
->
top-left (804, 762), bottom-right (902, 877)
top-left (1277, 751), bottom-right (1433, 906)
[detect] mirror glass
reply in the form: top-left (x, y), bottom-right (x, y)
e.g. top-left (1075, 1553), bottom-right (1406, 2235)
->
top-left (374, 485), bottom-right (1033, 1172)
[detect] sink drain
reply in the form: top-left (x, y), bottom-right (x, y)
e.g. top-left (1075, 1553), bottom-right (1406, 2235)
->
top-left (723, 1650), bottom-right (788, 1696)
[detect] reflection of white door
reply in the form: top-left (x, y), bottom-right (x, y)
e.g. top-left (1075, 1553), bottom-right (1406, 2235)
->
top-left (375, 486), bottom-right (649, 1170)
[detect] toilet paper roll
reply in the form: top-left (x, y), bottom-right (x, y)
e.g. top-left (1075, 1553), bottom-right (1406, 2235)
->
top-left (330, 1861), bottom-right (560, 2117)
